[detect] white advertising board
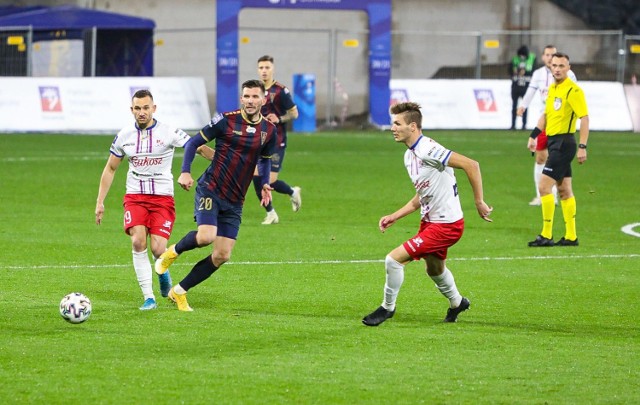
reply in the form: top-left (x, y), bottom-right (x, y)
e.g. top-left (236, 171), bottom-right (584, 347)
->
top-left (0, 77), bottom-right (211, 133)
top-left (624, 84), bottom-right (640, 132)
top-left (390, 79), bottom-right (633, 131)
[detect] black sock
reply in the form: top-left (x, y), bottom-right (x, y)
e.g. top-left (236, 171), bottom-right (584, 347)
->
top-left (175, 231), bottom-right (198, 254)
top-left (180, 255), bottom-right (219, 291)
top-left (271, 179), bottom-right (293, 195)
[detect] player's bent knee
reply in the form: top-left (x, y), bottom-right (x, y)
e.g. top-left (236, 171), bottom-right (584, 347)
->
top-left (195, 228), bottom-right (217, 246)
top-left (197, 235), bottom-right (216, 246)
top-left (385, 254), bottom-right (399, 266)
top-left (131, 238), bottom-right (147, 252)
top-left (212, 251), bottom-right (231, 265)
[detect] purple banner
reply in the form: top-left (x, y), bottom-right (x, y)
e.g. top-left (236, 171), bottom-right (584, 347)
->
top-left (216, 0), bottom-right (391, 126)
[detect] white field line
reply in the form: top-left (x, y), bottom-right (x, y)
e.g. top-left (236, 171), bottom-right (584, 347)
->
top-left (621, 223), bottom-right (640, 238)
top-left (2, 253), bottom-right (639, 270)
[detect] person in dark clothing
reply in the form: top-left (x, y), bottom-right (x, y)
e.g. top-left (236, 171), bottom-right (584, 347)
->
top-left (510, 45), bottom-right (536, 130)
top-left (154, 79), bottom-right (277, 311)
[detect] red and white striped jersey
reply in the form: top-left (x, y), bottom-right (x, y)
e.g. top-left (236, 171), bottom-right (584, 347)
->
top-left (110, 120), bottom-right (191, 196)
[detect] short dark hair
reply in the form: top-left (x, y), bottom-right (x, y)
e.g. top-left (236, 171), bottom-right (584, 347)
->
top-left (517, 45), bottom-right (529, 58)
top-left (390, 102), bottom-right (422, 128)
top-left (257, 55), bottom-right (274, 64)
top-left (242, 79), bottom-right (265, 94)
top-left (552, 52), bottom-right (570, 62)
top-left (132, 89), bottom-right (153, 101)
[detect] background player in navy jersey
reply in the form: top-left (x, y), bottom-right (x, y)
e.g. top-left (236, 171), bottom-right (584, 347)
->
top-left (95, 89), bottom-right (213, 311)
top-left (155, 79), bottom-right (277, 311)
top-left (252, 55), bottom-right (301, 225)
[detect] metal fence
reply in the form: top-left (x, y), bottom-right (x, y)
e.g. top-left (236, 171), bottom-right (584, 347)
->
top-left (3, 26), bottom-right (640, 125)
top-left (0, 25), bottom-right (149, 78)
top-left (392, 29), bottom-right (629, 82)
top-left (0, 27), bottom-right (32, 76)
top-left (160, 27), bottom-right (639, 125)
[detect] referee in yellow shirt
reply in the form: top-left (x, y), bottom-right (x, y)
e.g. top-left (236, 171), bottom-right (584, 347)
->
top-left (528, 52), bottom-right (589, 247)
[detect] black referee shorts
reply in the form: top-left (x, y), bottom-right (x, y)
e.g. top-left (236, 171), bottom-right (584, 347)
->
top-left (543, 133), bottom-right (576, 181)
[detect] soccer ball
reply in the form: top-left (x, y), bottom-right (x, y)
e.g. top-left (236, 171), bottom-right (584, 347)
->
top-left (59, 292), bottom-right (92, 324)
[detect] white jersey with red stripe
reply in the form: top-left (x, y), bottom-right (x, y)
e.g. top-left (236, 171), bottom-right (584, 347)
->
top-left (404, 136), bottom-right (463, 223)
top-left (110, 120), bottom-right (191, 196)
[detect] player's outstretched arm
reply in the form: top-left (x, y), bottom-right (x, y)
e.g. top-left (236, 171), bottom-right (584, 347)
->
top-left (181, 133), bottom-right (207, 172)
top-left (527, 114), bottom-right (547, 153)
top-left (177, 172), bottom-right (194, 191)
top-left (179, 133), bottom-right (208, 191)
top-left (260, 184), bottom-right (273, 207)
top-left (196, 145), bottom-right (215, 161)
top-left (379, 194), bottom-right (420, 232)
top-left (256, 156), bottom-right (272, 206)
top-left (518, 85), bottom-right (538, 115)
top-left (447, 152), bottom-right (493, 222)
top-left (280, 106), bottom-right (299, 123)
top-left (577, 115), bottom-right (589, 164)
top-left (95, 154), bottom-right (122, 225)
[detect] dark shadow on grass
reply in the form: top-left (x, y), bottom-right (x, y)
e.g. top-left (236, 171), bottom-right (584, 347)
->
top-left (377, 312), bottom-right (640, 338)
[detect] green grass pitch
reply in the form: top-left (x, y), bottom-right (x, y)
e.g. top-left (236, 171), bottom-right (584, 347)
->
top-left (0, 130), bottom-right (638, 403)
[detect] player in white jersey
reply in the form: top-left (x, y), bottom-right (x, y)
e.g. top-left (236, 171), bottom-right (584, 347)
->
top-left (95, 89), bottom-right (213, 310)
top-left (517, 45), bottom-right (577, 206)
top-left (363, 102), bottom-right (492, 327)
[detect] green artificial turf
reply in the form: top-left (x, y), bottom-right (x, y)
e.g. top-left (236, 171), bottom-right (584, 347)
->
top-left (0, 130), bottom-right (638, 404)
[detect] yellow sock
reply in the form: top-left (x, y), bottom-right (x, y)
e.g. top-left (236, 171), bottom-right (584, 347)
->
top-left (561, 196), bottom-right (577, 241)
top-left (540, 194), bottom-right (555, 239)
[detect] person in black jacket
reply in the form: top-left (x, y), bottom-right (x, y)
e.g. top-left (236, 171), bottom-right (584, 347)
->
top-left (510, 45), bottom-right (536, 130)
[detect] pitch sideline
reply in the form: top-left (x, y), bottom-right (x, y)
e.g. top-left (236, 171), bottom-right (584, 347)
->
top-left (2, 253), bottom-right (639, 270)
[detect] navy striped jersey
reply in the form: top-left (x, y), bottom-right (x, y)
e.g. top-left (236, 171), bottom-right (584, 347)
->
top-left (198, 109), bottom-right (276, 203)
top-left (263, 80), bottom-right (297, 147)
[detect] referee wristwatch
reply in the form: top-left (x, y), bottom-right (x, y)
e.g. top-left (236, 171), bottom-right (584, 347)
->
top-left (578, 143), bottom-right (587, 149)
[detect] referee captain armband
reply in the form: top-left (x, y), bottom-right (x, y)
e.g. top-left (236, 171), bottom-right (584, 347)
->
top-left (529, 127), bottom-right (542, 139)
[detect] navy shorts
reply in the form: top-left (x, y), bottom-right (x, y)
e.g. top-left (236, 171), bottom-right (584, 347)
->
top-left (543, 134), bottom-right (576, 181)
top-left (193, 185), bottom-right (242, 239)
top-left (270, 145), bottom-right (286, 173)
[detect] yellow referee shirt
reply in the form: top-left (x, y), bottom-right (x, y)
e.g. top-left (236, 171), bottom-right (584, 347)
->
top-left (545, 78), bottom-right (588, 136)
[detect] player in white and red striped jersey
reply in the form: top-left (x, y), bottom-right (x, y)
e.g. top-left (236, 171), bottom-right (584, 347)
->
top-left (95, 89), bottom-right (213, 310)
top-left (517, 45), bottom-right (577, 206)
top-left (362, 101), bottom-right (493, 327)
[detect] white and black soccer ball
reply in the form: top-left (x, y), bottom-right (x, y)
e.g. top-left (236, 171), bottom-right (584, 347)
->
top-left (59, 293), bottom-right (92, 324)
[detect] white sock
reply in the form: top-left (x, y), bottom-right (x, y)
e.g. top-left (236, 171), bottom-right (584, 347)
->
top-left (132, 250), bottom-right (154, 300)
top-left (382, 255), bottom-right (404, 311)
top-left (173, 284), bottom-right (186, 294)
top-left (534, 163), bottom-right (544, 198)
top-left (430, 267), bottom-right (462, 308)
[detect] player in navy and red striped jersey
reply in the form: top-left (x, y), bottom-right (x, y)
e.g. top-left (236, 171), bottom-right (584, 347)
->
top-left (95, 89), bottom-right (213, 311)
top-left (155, 79), bottom-right (277, 311)
top-left (252, 55), bottom-right (301, 225)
